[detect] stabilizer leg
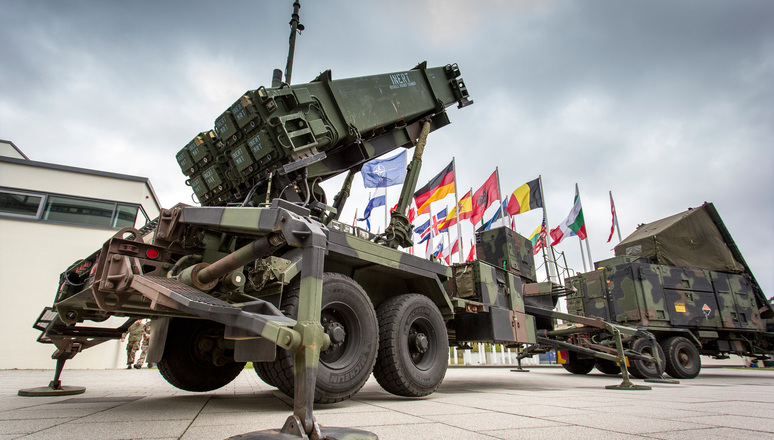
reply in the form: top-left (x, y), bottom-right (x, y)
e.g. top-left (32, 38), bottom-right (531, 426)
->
top-left (605, 326), bottom-right (650, 391)
top-left (18, 348), bottom-right (86, 397)
top-left (229, 222), bottom-right (377, 439)
top-left (644, 338), bottom-right (680, 384)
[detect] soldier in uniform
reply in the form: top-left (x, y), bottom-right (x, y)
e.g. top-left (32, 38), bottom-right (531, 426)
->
top-left (121, 319), bottom-right (143, 369)
top-left (135, 320), bottom-right (152, 369)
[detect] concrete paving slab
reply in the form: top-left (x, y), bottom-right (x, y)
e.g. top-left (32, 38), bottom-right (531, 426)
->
top-left (361, 422), bottom-right (499, 440)
top-left (424, 412), bottom-right (564, 431)
top-left (646, 426), bottom-right (774, 440)
top-left (480, 425), bottom-right (649, 440)
top-left (1, 366), bottom-right (772, 440)
top-left (19, 420), bottom-right (191, 440)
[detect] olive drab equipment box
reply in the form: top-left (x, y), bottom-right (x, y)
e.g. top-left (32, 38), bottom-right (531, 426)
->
top-left (476, 227), bottom-right (537, 283)
top-left (450, 260), bottom-right (536, 345)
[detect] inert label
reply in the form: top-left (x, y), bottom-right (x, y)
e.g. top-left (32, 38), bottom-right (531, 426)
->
top-left (389, 72), bottom-right (416, 89)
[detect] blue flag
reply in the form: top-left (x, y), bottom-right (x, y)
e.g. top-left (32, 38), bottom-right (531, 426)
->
top-left (414, 218), bottom-right (431, 236)
top-left (476, 198), bottom-right (506, 233)
top-left (357, 187), bottom-right (386, 231)
top-left (361, 151), bottom-right (407, 188)
top-left (435, 208), bottom-right (449, 233)
top-left (432, 241), bottom-right (445, 258)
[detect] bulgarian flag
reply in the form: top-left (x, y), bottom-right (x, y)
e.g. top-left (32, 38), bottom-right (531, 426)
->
top-left (550, 185), bottom-right (587, 246)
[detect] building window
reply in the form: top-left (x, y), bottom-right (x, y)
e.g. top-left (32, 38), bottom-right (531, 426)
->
top-left (0, 191), bottom-right (43, 217)
top-left (43, 196), bottom-right (116, 227)
top-left (0, 189), bottom-right (149, 229)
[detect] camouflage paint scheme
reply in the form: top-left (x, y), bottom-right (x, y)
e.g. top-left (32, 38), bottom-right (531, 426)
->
top-left (449, 259), bottom-right (536, 345)
top-left (567, 255), bottom-right (774, 357)
top-left (33, 58), bottom-right (662, 438)
top-left (476, 227), bottom-right (537, 283)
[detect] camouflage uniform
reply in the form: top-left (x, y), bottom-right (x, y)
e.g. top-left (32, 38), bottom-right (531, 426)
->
top-left (123, 320), bottom-right (143, 368)
top-left (136, 321), bottom-right (151, 367)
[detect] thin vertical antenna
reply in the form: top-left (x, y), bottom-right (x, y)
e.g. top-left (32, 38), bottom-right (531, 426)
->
top-left (284, 1), bottom-right (303, 85)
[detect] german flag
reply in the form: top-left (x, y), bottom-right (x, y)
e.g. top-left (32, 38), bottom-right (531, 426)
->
top-left (414, 161), bottom-right (455, 215)
top-left (505, 178), bottom-right (543, 216)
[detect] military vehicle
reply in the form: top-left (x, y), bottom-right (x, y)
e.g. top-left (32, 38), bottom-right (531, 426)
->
top-left (24, 3), bottom-right (664, 438)
top-left (565, 203), bottom-right (774, 379)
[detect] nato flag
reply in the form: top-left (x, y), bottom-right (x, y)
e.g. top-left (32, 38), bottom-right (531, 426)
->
top-left (361, 151), bottom-right (407, 188)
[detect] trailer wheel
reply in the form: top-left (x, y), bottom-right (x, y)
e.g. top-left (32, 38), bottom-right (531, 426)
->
top-left (158, 318), bottom-right (245, 392)
top-left (628, 338), bottom-right (666, 379)
top-left (252, 361), bottom-right (278, 388)
top-left (373, 294), bottom-right (449, 397)
top-left (562, 352), bottom-right (595, 374)
top-left (595, 359), bottom-right (622, 375)
top-left (262, 273), bottom-right (378, 404)
top-left (662, 336), bottom-right (701, 379)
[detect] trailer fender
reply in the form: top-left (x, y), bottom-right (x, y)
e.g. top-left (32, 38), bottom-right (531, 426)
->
top-left (145, 317), bottom-right (170, 364)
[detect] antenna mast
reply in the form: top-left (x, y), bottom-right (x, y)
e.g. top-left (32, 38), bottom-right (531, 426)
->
top-left (284, 0), bottom-right (304, 86)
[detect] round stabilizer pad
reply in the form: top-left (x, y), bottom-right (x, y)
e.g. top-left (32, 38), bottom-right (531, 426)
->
top-left (18, 386), bottom-right (86, 397)
top-left (229, 427), bottom-right (378, 440)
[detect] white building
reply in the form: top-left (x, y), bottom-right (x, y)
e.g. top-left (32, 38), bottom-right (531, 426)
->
top-left (0, 140), bottom-right (162, 369)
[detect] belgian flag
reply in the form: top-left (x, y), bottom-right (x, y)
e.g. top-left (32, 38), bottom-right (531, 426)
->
top-left (506, 178), bottom-right (543, 216)
top-left (414, 161), bottom-right (455, 215)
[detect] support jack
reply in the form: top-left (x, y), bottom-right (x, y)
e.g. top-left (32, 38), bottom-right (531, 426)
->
top-left (605, 382), bottom-right (651, 391)
top-left (18, 351), bottom-right (85, 397)
top-left (510, 353), bottom-right (530, 372)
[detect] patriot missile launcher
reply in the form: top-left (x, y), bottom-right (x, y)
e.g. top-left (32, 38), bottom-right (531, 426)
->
top-left (25, 4), bottom-right (665, 439)
top-left (565, 203), bottom-right (774, 378)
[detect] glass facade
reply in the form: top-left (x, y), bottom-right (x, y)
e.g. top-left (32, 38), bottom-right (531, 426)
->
top-left (0, 192), bottom-right (43, 217)
top-left (0, 189), bottom-right (148, 229)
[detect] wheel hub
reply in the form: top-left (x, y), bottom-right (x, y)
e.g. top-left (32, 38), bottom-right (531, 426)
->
top-left (325, 321), bottom-right (346, 345)
top-left (409, 331), bottom-right (429, 353)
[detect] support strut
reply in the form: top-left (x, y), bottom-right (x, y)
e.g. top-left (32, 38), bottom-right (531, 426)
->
top-left (18, 347), bottom-right (85, 397)
top-left (229, 212), bottom-right (376, 439)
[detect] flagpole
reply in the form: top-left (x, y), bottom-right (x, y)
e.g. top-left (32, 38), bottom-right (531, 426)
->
top-left (578, 237), bottom-right (588, 272)
top-left (495, 167), bottom-right (511, 230)
top-left (538, 175), bottom-right (557, 283)
top-left (538, 216), bottom-right (550, 283)
top-left (426, 204), bottom-right (434, 259)
top-left (611, 191), bottom-right (622, 242)
top-left (384, 186), bottom-right (389, 233)
top-left (575, 183), bottom-right (593, 267)
top-left (365, 191), bottom-right (371, 232)
top-left (452, 158), bottom-right (464, 262)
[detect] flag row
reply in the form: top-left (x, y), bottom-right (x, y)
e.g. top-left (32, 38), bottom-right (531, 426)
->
top-left (355, 151), bottom-right (621, 265)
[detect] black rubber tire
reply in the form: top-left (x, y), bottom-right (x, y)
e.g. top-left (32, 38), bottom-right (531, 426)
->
top-left (662, 336), bottom-right (701, 379)
top-left (373, 294), bottom-right (449, 397)
top-left (562, 352), bottom-right (595, 374)
top-left (595, 359), bottom-right (622, 375)
top-left (628, 337), bottom-right (666, 379)
top-left (262, 273), bottom-right (378, 404)
top-left (252, 361), bottom-right (278, 387)
top-left (158, 318), bottom-right (245, 392)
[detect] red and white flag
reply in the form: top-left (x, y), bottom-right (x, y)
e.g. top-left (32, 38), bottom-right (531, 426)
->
top-left (606, 191), bottom-right (617, 243)
top-left (466, 239), bottom-right (476, 261)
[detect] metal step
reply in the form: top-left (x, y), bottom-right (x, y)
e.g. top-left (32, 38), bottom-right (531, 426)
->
top-left (132, 275), bottom-right (241, 315)
top-left (130, 275), bottom-right (296, 341)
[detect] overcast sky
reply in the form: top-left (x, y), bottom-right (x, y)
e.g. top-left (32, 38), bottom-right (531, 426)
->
top-left (2, 1), bottom-right (772, 297)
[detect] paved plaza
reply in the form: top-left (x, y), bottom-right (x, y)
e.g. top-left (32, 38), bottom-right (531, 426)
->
top-left (1, 366), bottom-right (773, 440)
